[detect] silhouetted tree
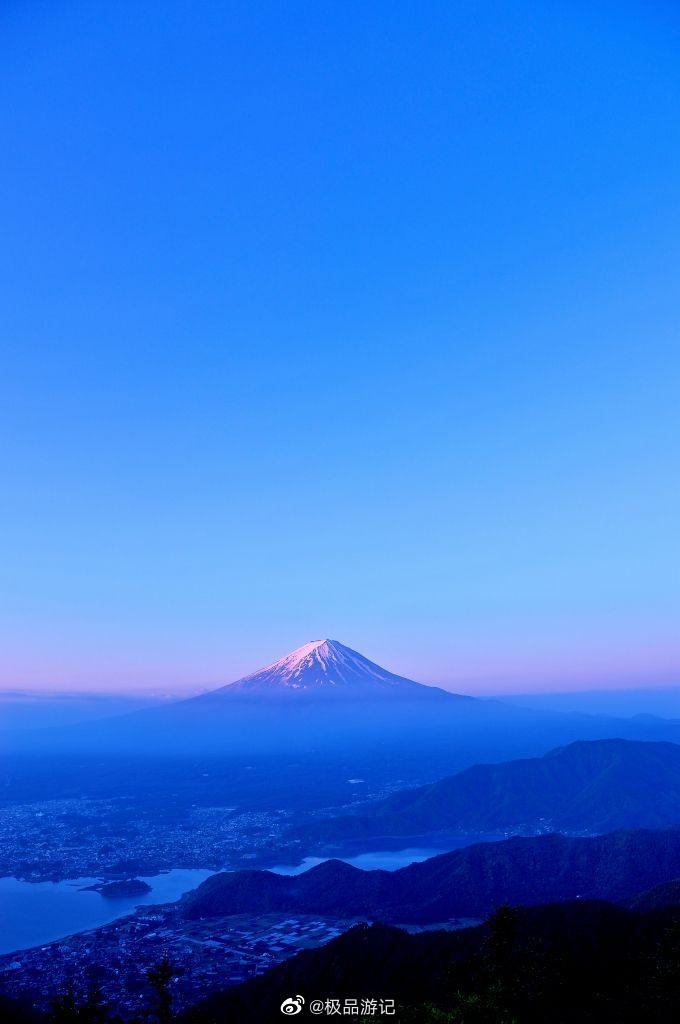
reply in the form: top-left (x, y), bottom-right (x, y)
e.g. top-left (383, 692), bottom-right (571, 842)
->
top-left (146, 958), bottom-right (176, 1024)
top-left (47, 978), bottom-right (118, 1024)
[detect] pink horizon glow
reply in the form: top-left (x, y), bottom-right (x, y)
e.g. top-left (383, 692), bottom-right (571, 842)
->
top-left (1, 642), bottom-right (679, 697)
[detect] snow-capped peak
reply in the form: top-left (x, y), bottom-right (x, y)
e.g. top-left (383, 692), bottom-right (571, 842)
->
top-left (211, 638), bottom-right (441, 696)
top-left (261, 639), bottom-right (335, 681)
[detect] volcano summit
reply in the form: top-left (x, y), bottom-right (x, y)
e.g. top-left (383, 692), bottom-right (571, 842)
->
top-left (200, 639), bottom-right (457, 699)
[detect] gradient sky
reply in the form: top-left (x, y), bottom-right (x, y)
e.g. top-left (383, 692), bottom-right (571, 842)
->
top-left (2, 1), bottom-right (680, 694)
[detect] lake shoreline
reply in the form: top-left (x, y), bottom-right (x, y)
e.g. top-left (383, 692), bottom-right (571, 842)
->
top-left (0, 833), bottom-right (519, 955)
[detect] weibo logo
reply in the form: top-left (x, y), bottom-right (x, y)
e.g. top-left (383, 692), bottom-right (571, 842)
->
top-left (281, 995), bottom-right (305, 1015)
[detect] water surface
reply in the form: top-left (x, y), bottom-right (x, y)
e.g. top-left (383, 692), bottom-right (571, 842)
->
top-left (0, 868), bottom-right (213, 954)
top-left (1, 836), bottom-right (506, 954)
top-left (270, 833), bottom-right (504, 874)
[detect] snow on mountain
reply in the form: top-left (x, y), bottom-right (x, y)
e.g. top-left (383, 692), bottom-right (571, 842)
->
top-left (204, 639), bottom-right (456, 699)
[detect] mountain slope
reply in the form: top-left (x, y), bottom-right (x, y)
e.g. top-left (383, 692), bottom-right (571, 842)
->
top-left (16, 641), bottom-right (680, 771)
top-left (118, 638), bottom-right (489, 755)
top-left (96, 642), bottom-right (680, 759)
top-left (182, 903), bottom-right (680, 1024)
top-left (182, 826), bottom-right (680, 924)
top-left (293, 739), bottom-right (680, 843)
top-left (628, 878), bottom-right (680, 911)
top-left (198, 638), bottom-right (457, 699)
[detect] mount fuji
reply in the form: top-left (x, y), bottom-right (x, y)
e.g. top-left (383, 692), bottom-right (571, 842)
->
top-left (106, 637), bottom-right (489, 760)
top-left (194, 639), bottom-right (461, 701)
top-left (34, 639), bottom-right (493, 761)
top-left (20, 640), bottom-right (680, 773)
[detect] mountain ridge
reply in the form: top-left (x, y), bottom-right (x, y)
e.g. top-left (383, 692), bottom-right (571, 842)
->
top-left (292, 738), bottom-right (680, 843)
top-left (182, 826), bottom-right (680, 924)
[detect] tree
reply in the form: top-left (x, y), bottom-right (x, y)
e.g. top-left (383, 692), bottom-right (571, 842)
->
top-left (146, 958), bottom-right (176, 1024)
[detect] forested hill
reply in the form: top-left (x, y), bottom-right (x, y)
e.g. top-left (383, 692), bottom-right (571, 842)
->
top-left (182, 901), bottom-right (680, 1024)
top-left (292, 738), bottom-right (680, 844)
top-left (183, 826), bottom-right (680, 924)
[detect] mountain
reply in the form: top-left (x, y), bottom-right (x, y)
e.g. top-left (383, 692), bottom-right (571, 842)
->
top-left (13, 641), bottom-right (680, 779)
top-left (196, 638), bottom-right (457, 699)
top-left (292, 739), bottom-right (680, 844)
top-left (182, 903), bottom-right (680, 1024)
top-left (182, 827), bottom-right (680, 924)
top-left (106, 637), bottom-right (486, 756)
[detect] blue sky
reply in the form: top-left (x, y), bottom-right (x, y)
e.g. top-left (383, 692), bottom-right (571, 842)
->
top-left (1, 1), bottom-right (679, 692)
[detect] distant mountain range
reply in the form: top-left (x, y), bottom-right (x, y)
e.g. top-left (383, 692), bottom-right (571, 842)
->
top-left (293, 738), bottom-right (680, 844)
top-left (182, 826), bottom-right (680, 924)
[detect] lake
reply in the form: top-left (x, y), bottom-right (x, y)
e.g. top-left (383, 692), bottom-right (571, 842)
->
top-left (268, 833), bottom-right (505, 874)
top-left (1, 835), bottom-right (504, 954)
top-left (0, 868), bottom-right (213, 954)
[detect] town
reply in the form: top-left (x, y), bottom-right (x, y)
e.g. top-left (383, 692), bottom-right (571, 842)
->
top-left (0, 902), bottom-right (361, 1019)
top-left (0, 797), bottom-right (295, 882)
